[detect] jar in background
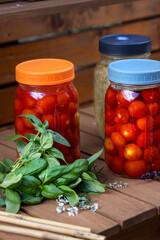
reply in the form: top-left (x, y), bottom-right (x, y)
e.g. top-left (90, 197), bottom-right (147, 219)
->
top-left (94, 34), bottom-right (151, 139)
top-left (15, 59), bottom-right (80, 163)
top-left (105, 59), bottom-right (160, 178)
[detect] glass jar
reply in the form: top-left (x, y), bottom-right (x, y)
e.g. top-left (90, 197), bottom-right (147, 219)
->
top-left (94, 34), bottom-right (151, 139)
top-left (14, 59), bottom-right (80, 163)
top-left (105, 59), bottom-right (160, 178)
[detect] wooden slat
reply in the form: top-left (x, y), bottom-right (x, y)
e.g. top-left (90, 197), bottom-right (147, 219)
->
top-left (1, 18), bottom-right (160, 87)
top-left (0, 0), bottom-right (141, 23)
top-left (21, 200), bottom-right (120, 237)
top-left (1, 0), bottom-right (160, 43)
top-left (108, 216), bottom-right (160, 240)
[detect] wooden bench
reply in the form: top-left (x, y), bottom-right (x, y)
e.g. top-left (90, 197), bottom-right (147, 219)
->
top-left (0, 103), bottom-right (160, 239)
top-left (0, 0), bottom-right (160, 127)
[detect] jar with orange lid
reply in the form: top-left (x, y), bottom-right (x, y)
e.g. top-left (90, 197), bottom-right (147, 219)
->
top-left (14, 59), bottom-right (80, 163)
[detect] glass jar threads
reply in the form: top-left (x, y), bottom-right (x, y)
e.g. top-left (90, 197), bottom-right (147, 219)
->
top-left (105, 59), bottom-right (160, 178)
top-left (94, 34), bottom-right (151, 139)
top-left (15, 59), bottom-right (80, 163)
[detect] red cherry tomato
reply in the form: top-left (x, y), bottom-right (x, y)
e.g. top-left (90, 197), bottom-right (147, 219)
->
top-left (144, 146), bottom-right (159, 163)
top-left (116, 90), bottom-right (132, 107)
top-left (57, 92), bottom-right (70, 109)
top-left (105, 152), bottom-right (113, 167)
top-left (148, 102), bottom-right (159, 116)
top-left (110, 156), bottom-right (124, 174)
top-left (15, 117), bottom-right (26, 133)
top-left (105, 138), bottom-right (116, 154)
top-left (155, 115), bottom-right (160, 129)
top-left (151, 159), bottom-right (160, 171)
top-left (105, 124), bottom-right (115, 137)
top-left (124, 143), bottom-right (143, 161)
top-left (105, 109), bottom-right (114, 123)
top-left (118, 147), bottom-right (125, 158)
top-left (125, 160), bottom-right (147, 178)
top-left (41, 114), bottom-right (56, 130)
top-left (128, 100), bottom-right (147, 118)
top-left (120, 123), bottom-right (138, 141)
top-left (65, 129), bottom-right (78, 148)
top-left (68, 102), bottom-right (77, 116)
top-left (136, 132), bottom-right (154, 148)
top-left (14, 98), bottom-right (24, 116)
top-left (114, 107), bottom-right (129, 124)
top-left (142, 88), bottom-right (159, 103)
top-left (60, 114), bottom-right (71, 130)
top-left (105, 86), bottom-right (117, 107)
top-left (16, 86), bottom-right (24, 99)
top-left (22, 109), bottom-right (39, 129)
top-left (24, 93), bottom-right (37, 109)
top-left (154, 129), bottom-right (160, 144)
top-left (136, 115), bottom-right (155, 131)
top-left (111, 132), bottom-right (126, 147)
top-left (36, 95), bottom-right (56, 114)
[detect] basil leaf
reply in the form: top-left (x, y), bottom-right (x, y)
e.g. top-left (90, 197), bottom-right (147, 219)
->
top-left (68, 177), bottom-right (82, 189)
top-left (87, 171), bottom-right (97, 180)
top-left (59, 186), bottom-right (79, 207)
top-left (14, 158), bottom-right (47, 176)
top-left (40, 133), bottom-right (53, 150)
top-left (24, 133), bottom-right (37, 141)
top-left (4, 134), bottom-right (24, 141)
top-left (41, 184), bottom-right (63, 199)
top-left (47, 148), bottom-right (65, 161)
top-left (18, 176), bottom-right (41, 195)
top-left (39, 165), bottom-right (67, 184)
top-left (0, 172), bottom-right (22, 189)
top-left (3, 158), bottom-right (13, 170)
top-left (87, 148), bottom-right (103, 170)
top-left (21, 142), bottom-right (39, 157)
top-left (20, 193), bottom-right (43, 205)
top-left (47, 129), bottom-right (70, 147)
top-left (14, 139), bottom-right (27, 156)
top-left (44, 155), bottom-right (60, 168)
top-left (6, 189), bottom-right (21, 213)
top-left (0, 172), bottom-right (5, 184)
top-left (29, 153), bottom-right (41, 161)
top-left (54, 159), bottom-right (88, 186)
top-left (0, 162), bottom-right (5, 173)
top-left (42, 120), bottom-right (49, 129)
top-left (19, 114), bottom-right (42, 128)
top-left (79, 172), bottom-right (106, 194)
top-left (0, 197), bottom-right (6, 207)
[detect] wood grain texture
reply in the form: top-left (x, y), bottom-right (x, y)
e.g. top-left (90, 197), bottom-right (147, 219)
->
top-left (1, 18), bottom-right (160, 87)
top-left (1, 0), bottom-right (160, 43)
top-left (0, 0), bottom-right (142, 23)
top-left (108, 216), bottom-right (160, 240)
top-left (21, 199), bottom-right (120, 237)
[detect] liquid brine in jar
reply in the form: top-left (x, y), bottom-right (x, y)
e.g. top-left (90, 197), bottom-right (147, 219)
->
top-left (105, 59), bottom-right (160, 178)
top-left (94, 34), bottom-right (151, 139)
top-left (15, 59), bottom-right (80, 163)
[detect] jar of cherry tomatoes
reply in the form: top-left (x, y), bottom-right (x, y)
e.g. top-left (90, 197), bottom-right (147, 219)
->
top-left (15, 59), bottom-right (80, 163)
top-left (94, 34), bottom-right (151, 139)
top-left (105, 59), bottom-right (160, 178)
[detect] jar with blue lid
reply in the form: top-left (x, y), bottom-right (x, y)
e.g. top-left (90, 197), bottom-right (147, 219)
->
top-left (94, 34), bottom-right (151, 139)
top-left (105, 59), bottom-right (160, 178)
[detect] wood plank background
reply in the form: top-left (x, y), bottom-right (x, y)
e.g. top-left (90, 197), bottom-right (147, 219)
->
top-left (0, 0), bottom-right (160, 126)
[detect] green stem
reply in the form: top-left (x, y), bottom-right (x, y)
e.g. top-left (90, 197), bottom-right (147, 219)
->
top-left (12, 132), bottom-right (40, 172)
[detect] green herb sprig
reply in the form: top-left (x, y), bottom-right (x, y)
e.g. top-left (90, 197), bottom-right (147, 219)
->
top-left (0, 114), bottom-right (105, 213)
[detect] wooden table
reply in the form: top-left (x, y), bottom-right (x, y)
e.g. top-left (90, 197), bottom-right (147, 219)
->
top-left (0, 103), bottom-right (160, 240)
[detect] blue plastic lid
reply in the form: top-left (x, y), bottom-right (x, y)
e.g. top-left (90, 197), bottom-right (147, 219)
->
top-left (108, 59), bottom-right (160, 85)
top-left (99, 34), bottom-right (151, 55)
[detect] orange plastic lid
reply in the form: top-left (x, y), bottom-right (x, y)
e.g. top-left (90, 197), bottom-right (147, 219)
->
top-left (15, 59), bottom-right (75, 85)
